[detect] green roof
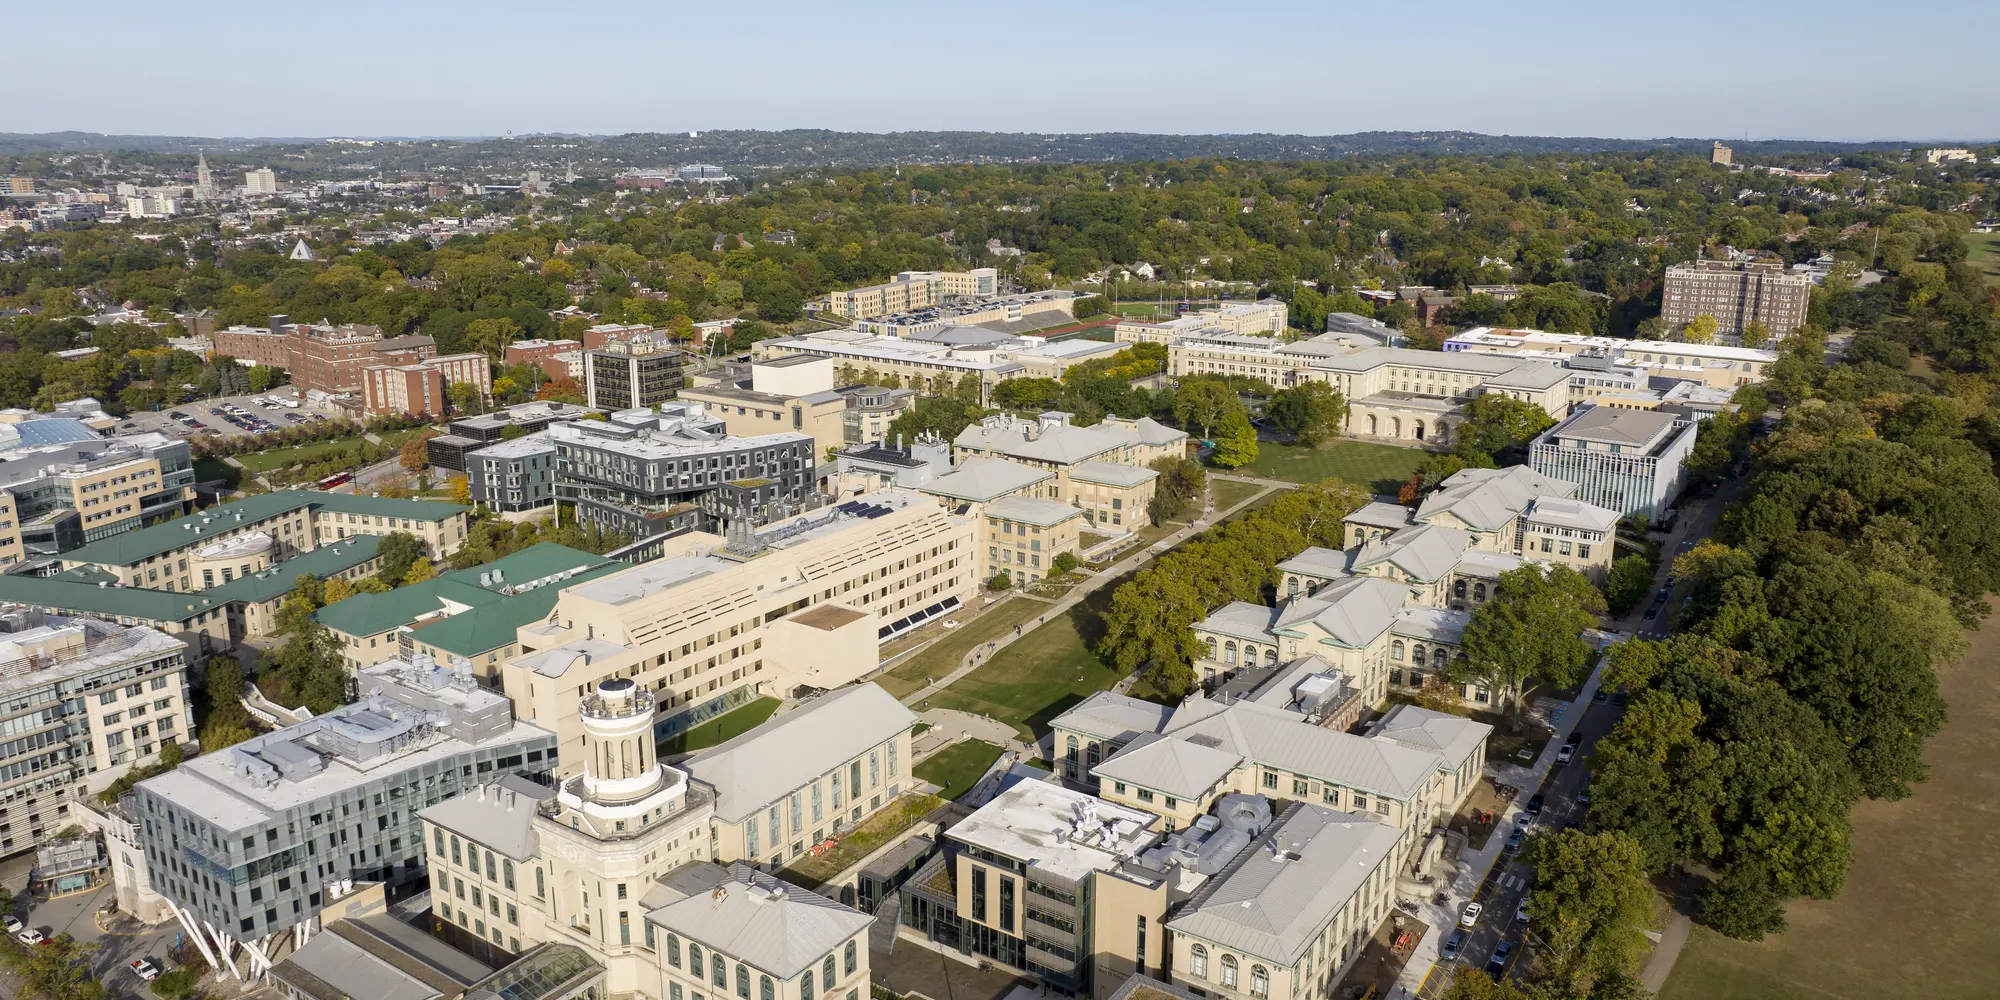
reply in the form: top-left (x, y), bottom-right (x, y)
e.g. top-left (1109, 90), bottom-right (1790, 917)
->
top-left (201, 536), bottom-right (382, 607)
top-left (0, 575), bottom-right (219, 624)
top-left (62, 490), bottom-right (468, 569)
top-left (315, 542), bottom-right (614, 642)
top-left (406, 563), bottom-right (624, 658)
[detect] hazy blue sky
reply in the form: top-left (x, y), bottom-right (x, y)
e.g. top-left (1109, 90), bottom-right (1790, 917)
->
top-left (11, 0), bottom-right (1996, 140)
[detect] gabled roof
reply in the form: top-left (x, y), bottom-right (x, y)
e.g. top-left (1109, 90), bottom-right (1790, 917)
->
top-left (1275, 546), bottom-right (1348, 581)
top-left (954, 413), bottom-right (1131, 465)
top-left (417, 774), bottom-right (557, 862)
top-left (1523, 495), bottom-right (1621, 533)
top-left (1344, 501), bottom-right (1414, 531)
top-left (919, 456), bottom-right (1052, 503)
top-left (1168, 803), bottom-right (1404, 965)
top-left (316, 543), bottom-right (612, 645)
top-left (62, 490), bottom-right (466, 568)
top-left (0, 574), bottom-right (218, 624)
top-left (1069, 460), bottom-right (1157, 488)
top-left (1368, 704), bottom-right (1492, 770)
top-left (685, 683), bottom-right (916, 822)
top-left (1272, 576), bottom-right (1409, 649)
top-left (1417, 465), bottom-right (1573, 532)
top-left (1347, 524), bottom-right (1471, 583)
top-left (201, 535), bottom-right (381, 607)
top-left (1048, 690), bottom-right (1175, 743)
top-left (1162, 700), bottom-right (1444, 801)
top-left (1093, 731), bottom-right (1244, 799)
top-left (644, 863), bottom-right (872, 978)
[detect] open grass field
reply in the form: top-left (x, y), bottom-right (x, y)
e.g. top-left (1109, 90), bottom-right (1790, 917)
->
top-left (1965, 231), bottom-right (2000, 286)
top-left (873, 596), bottom-right (1048, 699)
top-left (660, 697), bottom-right (780, 755)
top-left (915, 740), bottom-right (1005, 801)
top-left (924, 592), bottom-right (1129, 741)
top-left (1234, 441), bottom-right (1425, 494)
top-left (234, 435), bottom-right (375, 473)
top-left (1209, 478), bottom-right (1264, 513)
top-left (1659, 604), bottom-right (2000, 1000)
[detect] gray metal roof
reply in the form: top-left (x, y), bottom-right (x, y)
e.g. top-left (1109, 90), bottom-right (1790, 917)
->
top-left (1417, 465), bottom-right (1574, 532)
top-left (1368, 704), bottom-right (1491, 771)
top-left (643, 862), bottom-right (873, 978)
top-left (1048, 691), bottom-right (1175, 744)
top-left (1162, 700), bottom-right (1444, 801)
top-left (919, 456), bottom-right (1051, 502)
top-left (984, 496), bottom-right (1083, 527)
top-left (276, 930), bottom-right (443, 1000)
top-left (1545, 406), bottom-right (1681, 447)
top-left (1344, 501), bottom-right (1414, 531)
top-left (955, 413), bottom-right (1133, 465)
top-left (1523, 495), bottom-right (1622, 532)
top-left (1092, 731), bottom-right (1245, 799)
top-left (1274, 546), bottom-right (1348, 581)
top-left (418, 774), bottom-right (557, 861)
top-left (1168, 803), bottom-right (1405, 965)
top-left (1347, 524), bottom-right (1472, 584)
top-left (685, 683), bottom-right (916, 822)
top-left (1069, 460), bottom-right (1157, 487)
top-left (1270, 576), bottom-right (1410, 649)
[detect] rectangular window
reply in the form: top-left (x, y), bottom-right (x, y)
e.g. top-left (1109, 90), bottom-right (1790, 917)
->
top-left (811, 782), bottom-right (823, 822)
top-left (1262, 771), bottom-right (1278, 789)
top-left (971, 866), bottom-right (987, 922)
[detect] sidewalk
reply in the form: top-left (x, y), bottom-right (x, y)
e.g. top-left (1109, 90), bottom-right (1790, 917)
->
top-left (1391, 659), bottom-right (1610, 1000)
top-left (897, 481), bottom-right (1281, 709)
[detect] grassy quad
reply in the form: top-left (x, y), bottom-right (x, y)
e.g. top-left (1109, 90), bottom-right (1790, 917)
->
top-left (923, 606), bottom-right (1127, 742)
top-left (1964, 231), bottom-right (2000, 286)
top-left (659, 697), bottom-right (781, 755)
top-left (1231, 440), bottom-right (1426, 494)
top-left (873, 596), bottom-right (1049, 700)
top-left (914, 740), bottom-right (1006, 801)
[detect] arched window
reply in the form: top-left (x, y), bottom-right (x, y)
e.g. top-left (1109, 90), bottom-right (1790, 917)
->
top-left (1221, 954), bottom-right (1239, 989)
top-left (1473, 582), bottom-right (1487, 601)
top-left (1391, 640), bottom-right (1404, 661)
top-left (823, 956), bottom-right (836, 990)
top-left (1205, 636), bottom-right (1217, 658)
top-left (1435, 646), bottom-right (1451, 667)
top-left (737, 965), bottom-right (751, 999)
top-left (668, 935), bottom-right (681, 968)
top-left (761, 977), bottom-right (775, 1000)
top-left (1225, 641), bottom-right (1238, 664)
top-left (1367, 414), bottom-right (1379, 435)
top-left (1412, 646), bottom-right (1426, 666)
top-left (1453, 580), bottom-right (1466, 598)
top-left (845, 940), bottom-right (857, 975)
top-left (1287, 577), bottom-right (1299, 596)
top-left (1264, 648), bottom-right (1277, 666)
top-left (1190, 944), bottom-right (1209, 978)
top-left (801, 969), bottom-right (815, 1000)
top-left (1065, 736), bottom-right (1078, 762)
top-left (1251, 965), bottom-right (1270, 998)
top-left (689, 944), bottom-right (704, 979)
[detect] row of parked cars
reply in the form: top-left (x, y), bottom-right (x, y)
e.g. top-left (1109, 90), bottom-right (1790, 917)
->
top-left (7, 913), bottom-right (161, 978)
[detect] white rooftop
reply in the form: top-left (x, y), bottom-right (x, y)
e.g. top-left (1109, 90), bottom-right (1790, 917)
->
top-left (951, 778), bottom-right (1161, 882)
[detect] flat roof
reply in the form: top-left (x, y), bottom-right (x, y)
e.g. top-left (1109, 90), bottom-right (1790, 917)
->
top-left (984, 496), bottom-right (1084, 527)
top-left (949, 778), bottom-right (1160, 882)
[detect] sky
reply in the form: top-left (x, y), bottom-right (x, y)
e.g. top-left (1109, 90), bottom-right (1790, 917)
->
top-left (8, 0), bottom-right (1997, 141)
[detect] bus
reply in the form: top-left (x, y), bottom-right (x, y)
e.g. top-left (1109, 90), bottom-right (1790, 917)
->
top-left (317, 471), bottom-right (355, 490)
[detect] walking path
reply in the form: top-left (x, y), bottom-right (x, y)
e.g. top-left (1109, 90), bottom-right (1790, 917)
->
top-left (896, 481), bottom-right (1283, 709)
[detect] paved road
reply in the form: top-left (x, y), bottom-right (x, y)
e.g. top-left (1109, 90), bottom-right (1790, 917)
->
top-left (895, 481), bottom-right (1282, 710)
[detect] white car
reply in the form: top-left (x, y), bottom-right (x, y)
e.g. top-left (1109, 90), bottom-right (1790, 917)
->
top-left (1, 915), bottom-right (19, 934)
top-left (1516, 895), bottom-right (1531, 923)
top-left (15, 928), bottom-right (45, 946)
top-left (130, 958), bottom-right (161, 981)
top-left (1459, 901), bottom-right (1483, 927)
top-left (1556, 744), bottom-right (1576, 765)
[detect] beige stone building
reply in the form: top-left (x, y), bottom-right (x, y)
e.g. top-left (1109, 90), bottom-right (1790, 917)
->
top-left (1443, 327), bottom-right (1776, 388)
top-left (679, 355), bottom-right (914, 460)
top-left (979, 496), bottom-right (1084, 585)
top-left (821, 268), bottom-right (998, 319)
top-left (1661, 259), bottom-right (1813, 339)
top-left (952, 412), bottom-right (1182, 529)
top-left (492, 490), bottom-right (975, 762)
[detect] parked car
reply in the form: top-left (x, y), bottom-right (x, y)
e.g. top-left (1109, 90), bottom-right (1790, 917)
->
top-left (1565, 731), bottom-right (1584, 747)
top-left (1505, 828), bottom-right (1525, 851)
top-left (1556, 744), bottom-right (1576, 765)
top-left (1441, 930), bottom-right (1466, 961)
top-left (1, 915), bottom-right (20, 934)
top-left (1642, 608), bottom-right (1658, 620)
top-left (1592, 689), bottom-right (1607, 702)
top-left (1655, 586), bottom-right (1672, 602)
top-left (130, 959), bottom-right (160, 981)
top-left (1516, 895), bottom-right (1532, 923)
top-left (1576, 788), bottom-right (1592, 805)
top-left (1460, 901), bottom-right (1483, 927)
top-left (1486, 940), bottom-right (1513, 978)
top-left (1526, 793), bottom-right (1545, 816)
top-left (1612, 691), bottom-right (1628, 706)
top-left (16, 928), bottom-right (46, 946)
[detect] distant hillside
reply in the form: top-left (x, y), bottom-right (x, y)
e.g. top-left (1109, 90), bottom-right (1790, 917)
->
top-left (0, 129), bottom-right (1938, 166)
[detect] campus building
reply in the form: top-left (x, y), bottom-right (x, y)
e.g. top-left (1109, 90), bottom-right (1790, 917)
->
top-left (130, 656), bottom-right (558, 967)
top-left (751, 331), bottom-right (1026, 406)
top-left (679, 355), bottom-right (915, 459)
top-left (490, 490), bottom-right (976, 757)
top-left (1113, 300), bottom-right (1290, 344)
top-left (0, 616), bottom-right (191, 858)
top-left (951, 412), bottom-right (1183, 531)
top-left (212, 317), bottom-right (439, 395)
top-left (820, 268), bottom-right (999, 319)
top-left (361, 352), bottom-right (492, 417)
top-left (1661, 259), bottom-right (1812, 340)
top-left (0, 416), bottom-right (194, 563)
top-left (585, 345), bottom-right (685, 412)
top-left (1442, 327), bottom-right (1776, 388)
top-left (1336, 465), bottom-right (1620, 585)
top-left (425, 400), bottom-right (605, 473)
top-left (1530, 404), bottom-right (1697, 520)
top-left (545, 405), bottom-right (817, 541)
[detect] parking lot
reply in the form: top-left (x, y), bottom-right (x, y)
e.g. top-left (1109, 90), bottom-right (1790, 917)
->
top-left (116, 390), bottom-right (336, 442)
top-left (1, 876), bottom-right (194, 1000)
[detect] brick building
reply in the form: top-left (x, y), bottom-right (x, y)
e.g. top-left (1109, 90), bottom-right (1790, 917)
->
top-left (210, 316), bottom-right (438, 394)
top-left (362, 353), bottom-right (493, 417)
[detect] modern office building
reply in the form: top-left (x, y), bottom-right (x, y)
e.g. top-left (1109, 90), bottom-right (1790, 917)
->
top-left (585, 345), bottom-right (685, 411)
top-left (679, 355), bottom-right (915, 459)
top-left (130, 656), bottom-right (558, 962)
top-left (491, 490), bottom-right (977, 755)
top-left (1660, 259), bottom-right (1813, 339)
top-left (466, 434), bottom-right (560, 513)
top-left (1530, 403), bottom-right (1697, 520)
top-left (0, 418), bottom-right (194, 561)
top-left (547, 406), bottom-right (816, 541)
top-left (0, 616), bottom-right (191, 858)
top-left (244, 168), bottom-right (278, 194)
top-left (425, 400), bottom-right (603, 473)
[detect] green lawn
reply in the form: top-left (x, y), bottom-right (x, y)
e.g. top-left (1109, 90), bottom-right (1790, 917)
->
top-left (1209, 479), bottom-right (1263, 513)
top-left (914, 740), bottom-right (1005, 801)
top-left (1233, 441), bottom-right (1426, 494)
top-left (925, 608), bottom-right (1126, 741)
top-left (874, 596), bottom-right (1048, 699)
top-left (235, 435), bottom-right (379, 473)
top-left (1659, 608), bottom-right (2000, 1000)
top-left (1965, 231), bottom-right (2000, 286)
top-left (659, 697), bottom-right (781, 755)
